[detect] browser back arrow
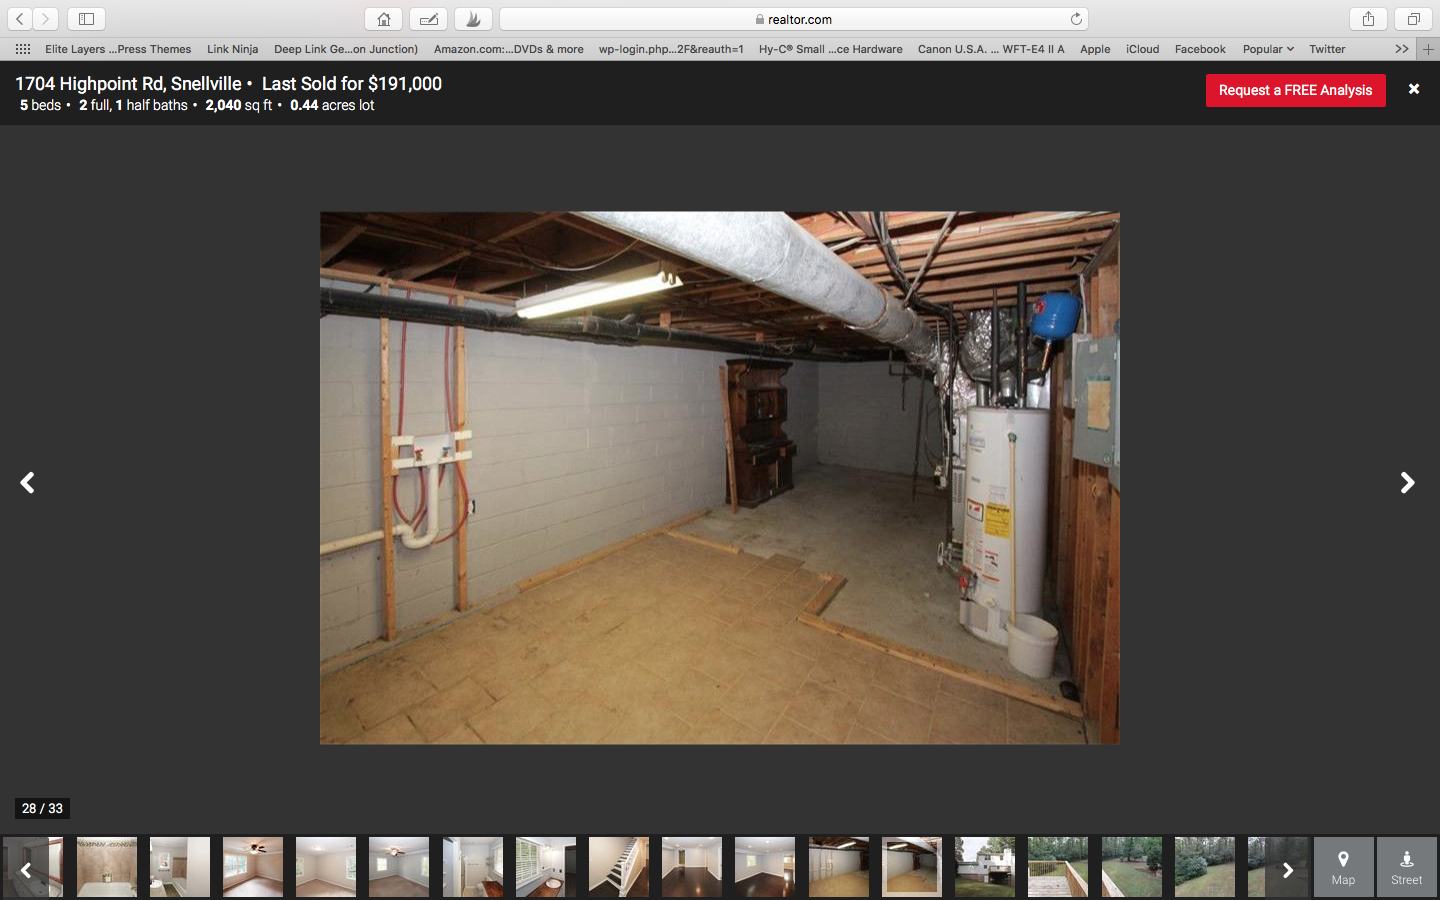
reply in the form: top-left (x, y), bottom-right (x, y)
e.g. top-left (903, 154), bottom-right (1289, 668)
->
top-left (1402, 471), bottom-right (1415, 494)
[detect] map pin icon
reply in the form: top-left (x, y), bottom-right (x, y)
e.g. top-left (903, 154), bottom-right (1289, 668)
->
top-left (1339, 851), bottom-right (1349, 867)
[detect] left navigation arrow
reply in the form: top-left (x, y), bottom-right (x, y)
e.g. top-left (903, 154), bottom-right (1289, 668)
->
top-left (20, 472), bottom-right (34, 494)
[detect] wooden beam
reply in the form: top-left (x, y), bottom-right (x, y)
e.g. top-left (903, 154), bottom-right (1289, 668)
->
top-left (1099, 490), bottom-right (1121, 744)
top-left (664, 530), bottom-right (742, 554)
top-left (378, 294), bottom-right (397, 643)
top-left (321, 224), bottom-right (365, 266)
top-left (389, 249), bottom-right (468, 282)
top-left (487, 211), bottom-right (565, 243)
top-left (452, 295), bottom-right (469, 613)
top-left (718, 367), bottom-right (739, 515)
top-left (320, 267), bottom-right (516, 306)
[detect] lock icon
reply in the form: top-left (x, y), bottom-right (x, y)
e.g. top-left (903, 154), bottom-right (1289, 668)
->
top-left (756, 13), bottom-right (764, 23)
top-left (1363, 11), bottom-right (1374, 25)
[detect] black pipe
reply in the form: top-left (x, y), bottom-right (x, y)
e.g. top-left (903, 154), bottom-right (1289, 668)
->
top-left (319, 286), bottom-right (875, 362)
top-left (1016, 282), bottom-right (1027, 408)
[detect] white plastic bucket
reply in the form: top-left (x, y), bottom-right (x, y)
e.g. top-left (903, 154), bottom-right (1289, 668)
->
top-left (1008, 613), bottom-right (1058, 678)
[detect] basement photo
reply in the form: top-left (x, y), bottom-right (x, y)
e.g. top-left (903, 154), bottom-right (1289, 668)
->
top-left (367, 838), bottom-right (429, 897)
top-left (808, 837), bottom-right (869, 897)
top-left (221, 839), bottom-right (283, 897)
top-left (318, 211), bottom-right (1122, 745)
top-left (294, 838), bottom-right (356, 898)
top-left (586, 837), bottom-right (647, 898)
top-left (660, 838), bottom-right (721, 897)
top-left (148, 838), bottom-right (211, 898)
top-left (441, 837), bottom-right (502, 897)
top-left (955, 836), bottom-right (1015, 897)
top-left (1025, 837), bottom-right (1089, 898)
top-left (734, 838), bottom-right (795, 897)
top-left (882, 838), bottom-right (940, 897)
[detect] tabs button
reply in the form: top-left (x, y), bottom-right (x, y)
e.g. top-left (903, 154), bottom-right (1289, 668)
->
top-left (1396, 8), bottom-right (1433, 29)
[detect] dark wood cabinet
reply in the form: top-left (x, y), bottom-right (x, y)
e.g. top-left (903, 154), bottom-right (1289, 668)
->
top-left (725, 358), bottom-right (795, 507)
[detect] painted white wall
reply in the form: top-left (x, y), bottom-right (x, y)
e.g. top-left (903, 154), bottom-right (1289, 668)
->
top-left (919, 854), bottom-right (937, 869)
top-left (811, 847), bottom-right (862, 880)
top-left (221, 852), bottom-right (256, 889)
top-left (320, 315), bottom-right (735, 662)
top-left (818, 360), bottom-right (944, 475)
top-left (183, 838), bottom-right (210, 897)
top-left (398, 852), bottom-right (430, 887)
top-left (515, 837), bottom-right (573, 896)
top-left (785, 359), bottom-right (820, 469)
top-left (663, 847), bottom-right (677, 876)
top-left (706, 847), bottom-right (720, 880)
top-left (588, 837), bottom-right (632, 891)
top-left (255, 853), bottom-right (283, 882)
top-left (317, 851), bottom-right (355, 889)
top-left (460, 837), bottom-right (501, 887)
top-left (295, 852), bottom-right (316, 885)
top-left (444, 839), bottom-right (462, 897)
top-left (736, 851), bottom-right (787, 881)
top-left (369, 853), bottom-right (394, 880)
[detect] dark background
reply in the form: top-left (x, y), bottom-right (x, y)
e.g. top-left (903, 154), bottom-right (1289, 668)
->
top-left (2, 59), bottom-right (1436, 834)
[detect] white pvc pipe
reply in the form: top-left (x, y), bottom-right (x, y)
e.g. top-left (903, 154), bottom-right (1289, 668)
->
top-left (318, 463), bottom-right (441, 556)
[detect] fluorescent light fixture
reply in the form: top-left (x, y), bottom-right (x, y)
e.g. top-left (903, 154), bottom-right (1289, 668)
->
top-left (514, 261), bottom-right (682, 319)
top-left (889, 844), bottom-right (908, 851)
top-left (836, 841), bottom-right (856, 849)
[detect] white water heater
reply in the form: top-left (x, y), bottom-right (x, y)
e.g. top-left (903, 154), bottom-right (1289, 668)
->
top-left (961, 407), bottom-right (1050, 646)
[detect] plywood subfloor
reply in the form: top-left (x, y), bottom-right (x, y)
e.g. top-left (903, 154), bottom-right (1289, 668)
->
top-left (809, 872), bottom-right (871, 897)
top-left (887, 870), bottom-right (940, 894)
top-left (674, 465), bottom-right (1075, 703)
top-left (320, 522), bottom-right (1082, 744)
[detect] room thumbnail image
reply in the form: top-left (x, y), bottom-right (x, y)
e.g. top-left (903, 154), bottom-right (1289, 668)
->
top-left (441, 837), bottom-right (502, 897)
top-left (367, 839), bottom-right (430, 897)
top-left (1098, 838), bottom-right (1160, 897)
top-left (318, 211), bottom-right (1119, 747)
top-left (147, 838), bottom-right (211, 898)
top-left (1025, 837), bottom-right (1088, 898)
top-left (881, 838), bottom-right (939, 897)
top-left (3, 836), bottom-right (62, 897)
top-left (661, 838), bottom-right (720, 897)
top-left (76, 837), bottom-right (138, 897)
top-left (808, 837), bottom-right (869, 897)
top-left (294, 838), bottom-right (356, 897)
top-left (1172, 837), bottom-right (1231, 897)
top-left (512, 838), bottom-right (575, 897)
top-left (734, 837), bottom-right (794, 897)
top-left (955, 836), bottom-right (1014, 896)
top-left (587, 837), bottom-right (647, 898)
top-left (221, 839), bottom-right (284, 897)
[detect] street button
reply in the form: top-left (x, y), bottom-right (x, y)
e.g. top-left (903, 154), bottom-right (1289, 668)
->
top-left (1316, 837), bottom-right (1375, 897)
top-left (1378, 837), bottom-right (1437, 898)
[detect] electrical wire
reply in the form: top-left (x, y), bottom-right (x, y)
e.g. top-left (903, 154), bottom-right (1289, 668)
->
top-left (506, 238), bottom-right (641, 272)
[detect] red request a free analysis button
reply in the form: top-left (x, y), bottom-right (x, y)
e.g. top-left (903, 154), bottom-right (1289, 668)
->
top-left (1205, 73), bottom-right (1386, 107)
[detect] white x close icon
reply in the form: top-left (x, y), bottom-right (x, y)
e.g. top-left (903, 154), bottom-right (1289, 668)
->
top-left (1411, 83), bottom-right (1421, 94)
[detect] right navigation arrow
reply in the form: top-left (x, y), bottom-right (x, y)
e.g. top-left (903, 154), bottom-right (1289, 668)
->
top-left (1283, 862), bottom-right (1293, 879)
top-left (1402, 471), bottom-right (1415, 494)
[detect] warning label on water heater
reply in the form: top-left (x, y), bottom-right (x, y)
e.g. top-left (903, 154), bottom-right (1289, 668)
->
top-left (984, 503), bottom-right (1012, 539)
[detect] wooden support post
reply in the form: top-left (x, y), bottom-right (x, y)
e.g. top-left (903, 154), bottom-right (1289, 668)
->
top-left (718, 367), bottom-right (739, 514)
top-left (1099, 490), bottom-right (1121, 743)
top-left (378, 293), bottom-right (397, 643)
top-left (659, 310), bottom-right (672, 328)
top-left (451, 295), bottom-right (469, 612)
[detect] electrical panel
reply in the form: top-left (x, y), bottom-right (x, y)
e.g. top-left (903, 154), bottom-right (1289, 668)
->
top-left (1072, 334), bottom-right (1119, 470)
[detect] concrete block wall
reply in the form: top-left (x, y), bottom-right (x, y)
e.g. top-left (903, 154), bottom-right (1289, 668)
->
top-left (782, 359), bottom-right (819, 469)
top-left (817, 359), bottom-right (944, 476)
top-left (320, 308), bottom-right (731, 663)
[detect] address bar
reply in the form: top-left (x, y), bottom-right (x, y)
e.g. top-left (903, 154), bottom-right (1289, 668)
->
top-left (498, 7), bottom-right (1090, 30)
